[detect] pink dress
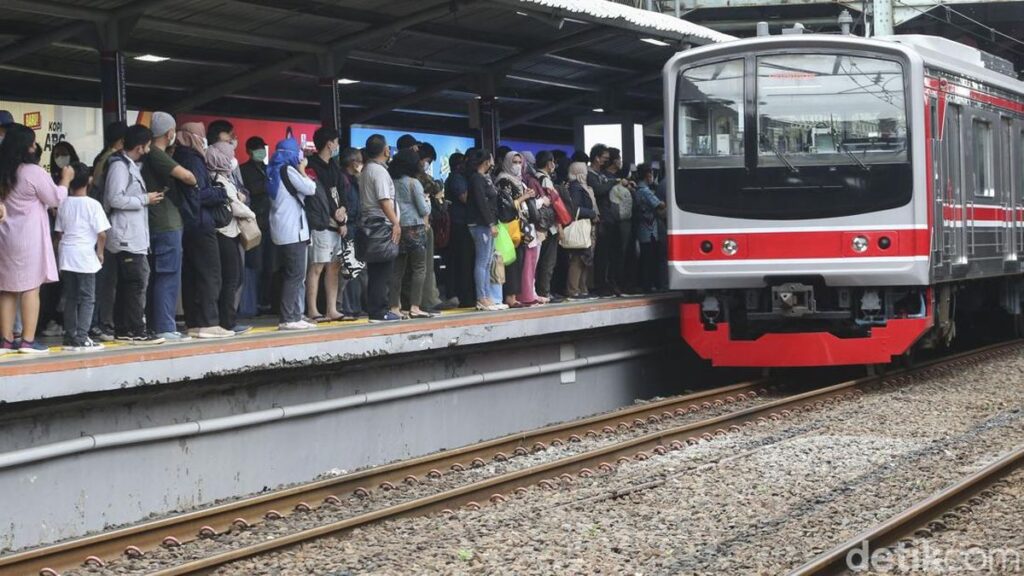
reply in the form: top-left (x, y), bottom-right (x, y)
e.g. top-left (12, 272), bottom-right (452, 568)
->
top-left (0, 163), bottom-right (68, 292)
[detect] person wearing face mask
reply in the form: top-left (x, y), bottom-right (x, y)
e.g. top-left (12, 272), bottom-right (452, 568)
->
top-left (465, 149), bottom-right (504, 311)
top-left (336, 147), bottom-right (364, 320)
top-left (141, 111), bottom-right (197, 341)
top-left (240, 137), bottom-right (272, 314)
top-left (304, 127), bottom-right (348, 322)
top-left (494, 151), bottom-right (536, 308)
top-left (207, 119), bottom-right (246, 191)
top-left (173, 122), bottom-right (231, 339)
top-left (104, 125), bottom-right (165, 345)
top-left (412, 142), bottom-right (451, 312)
top-left (49, 141), bottom-right (80, 183)
top-left (208, 141), bottom-right (255, 336)
top-left (0, 123), bottom-right (71, 354)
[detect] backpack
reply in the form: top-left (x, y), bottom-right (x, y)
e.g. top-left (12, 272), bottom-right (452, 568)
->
top-left (431, 197), bottom-right (451, 250)
top-left (609, 184), bottom-right (633, 222)
top-left (91, 153), bottom-right (131, 212)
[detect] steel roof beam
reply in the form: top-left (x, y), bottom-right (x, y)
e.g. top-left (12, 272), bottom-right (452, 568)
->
top-left (169, 1), bottom-right (465, 113)
top-left (349, 27), bottom-right (616, 124)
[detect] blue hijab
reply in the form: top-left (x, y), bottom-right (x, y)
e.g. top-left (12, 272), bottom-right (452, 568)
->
top-left (266, 137), bottom-right (301, 200)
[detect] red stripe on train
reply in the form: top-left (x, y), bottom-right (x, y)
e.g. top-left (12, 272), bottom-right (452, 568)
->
top-left (668, 228), bottom-right (930, 261)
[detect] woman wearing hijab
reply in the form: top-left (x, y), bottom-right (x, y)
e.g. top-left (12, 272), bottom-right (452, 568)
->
top-left (518, 151), bottom-right (549, 306)
top-left (173, 122), bottom-right (232, 339)
top-left (493, 151), bottom-right (536, 308)
top-left (266, 137), bottom-right (317, 331)
top-left (565, 162), bottom-right (598, 299)
top-left (0, 124), bottom-right (72, 353)
top-left (388, 148), bottom-right (433, 319)
top-left (207, 141), bottom-right (255, 335)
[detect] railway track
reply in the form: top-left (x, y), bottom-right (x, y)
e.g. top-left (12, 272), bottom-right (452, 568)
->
top-left (788, 442), bottom-right (1024, 575)
top-left (6, 340), bottom-right (1020, 576)
top-left (1, 379), bottom-right (770, 576)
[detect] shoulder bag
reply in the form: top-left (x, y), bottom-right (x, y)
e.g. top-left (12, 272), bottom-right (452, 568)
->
top-left (558, 209), bottom-right (593, 250)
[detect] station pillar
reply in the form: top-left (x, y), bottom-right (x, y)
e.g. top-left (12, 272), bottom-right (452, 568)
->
top-left (317, 52), bottom-right (342, 133)
top-left (471, 74), bottom-right (501, 158)
top-left (98, 24), bottom-right (127, 142)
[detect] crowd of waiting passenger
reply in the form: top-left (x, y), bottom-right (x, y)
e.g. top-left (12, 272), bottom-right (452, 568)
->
top-left (0, 109), bottom-right (668, 354)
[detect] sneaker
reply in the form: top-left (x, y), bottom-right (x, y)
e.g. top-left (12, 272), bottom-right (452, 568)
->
top-left (90, 328), bottom-right (115, 342)
top-left (17, 340), bottom-right (50, 354)
top-left (1, 339), bottom-right (18, 355)
top-left (368, 312), bottom-right (402, 323)
top-left (63, 340), bottom-right (104, 353)
top-left (115, 334), bottom-right (133, 342)
top-left (232, 325), bottom-right (253, 335)
top-left (129, 334), bottom-right (165, 346)
top-left (156, 331), bottom-right (192, 341)
top-left (493, 303), bottom-right (510, 310)
top-left (196, 326), bottom-right (234, 339)
top-left (42, 320), bottom-right (63, 337)
top-left (278, 321), bottom-right (315, 331)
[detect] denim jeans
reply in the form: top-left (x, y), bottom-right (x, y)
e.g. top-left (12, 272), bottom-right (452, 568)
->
top-left (62, 271), bottom-right (96, 344)
top-left (278, 241), bottom-right (308, 323)
top-left (469, 224), bottom-right (502, 302)
top-left (147, 229), bottom-right (183, 335)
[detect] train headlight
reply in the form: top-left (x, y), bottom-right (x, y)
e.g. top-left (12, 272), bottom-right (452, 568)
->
top-left (852, 235), bottom-right (869, 253)
top-left (722, 239), bottom-right (738, 256)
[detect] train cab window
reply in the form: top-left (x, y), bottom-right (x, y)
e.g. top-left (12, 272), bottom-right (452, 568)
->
top-left (972, 119), bottom-right (995, 197)
top-left (677, 59), bottom-right (744, 168)
top-left (757, 54), bottom-right (907, 168)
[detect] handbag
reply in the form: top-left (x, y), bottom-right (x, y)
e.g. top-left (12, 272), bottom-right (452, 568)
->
top-left (237, 217), bottom-right (262, 251)
top-left (496, 189), bottom-right (517, 222)
top-left (490, 252), bottom-right (505, 284)
top-left (559, 209), bottom-right (593, 250)
top-left (334, 237), bottom-right (365, 279)
top-left (209, 201), bottom-right (233, 228)
top-left (494, 222), bottom-right (517, 265)
top-left (506, 218), bottom-right (523, 247)
top-left (355, 217), bottom-right (399, 263)
top-left (547, 187), bottom-right (573, 227)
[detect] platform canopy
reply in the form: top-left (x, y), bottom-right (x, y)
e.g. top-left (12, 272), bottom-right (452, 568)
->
top-left (0, 0), bottom-right (733, 143)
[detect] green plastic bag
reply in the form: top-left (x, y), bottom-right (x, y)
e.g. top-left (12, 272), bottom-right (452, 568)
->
top-left (495, 222), bottom-right (517, 265)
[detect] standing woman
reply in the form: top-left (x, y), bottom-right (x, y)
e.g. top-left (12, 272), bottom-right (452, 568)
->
top-left (173, 122), bottom-right (232, 339)
top-left (0, 124), bottom-right (71, 353)
top-left (565, 162), bottom-right (598, 299)
top-left (493, 151), bottom-right (536, 308)
top-left (388, 148), bottom-right (433, 319)
top-left (207, 141), bottom-right (255, 335)
top-left (465, 150), bottom-right (505, 311)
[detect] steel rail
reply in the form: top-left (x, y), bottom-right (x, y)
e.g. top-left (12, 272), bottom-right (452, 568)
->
top-left (787, 443), bottom-right (1024, 576)
top-left (149, 340), bottom-right (1024, 576)
top-left (0, 380), bottom-right (767, 576)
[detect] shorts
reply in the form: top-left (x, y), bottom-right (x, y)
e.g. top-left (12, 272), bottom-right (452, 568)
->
top-left (309, 229), bottom-right (342, 264)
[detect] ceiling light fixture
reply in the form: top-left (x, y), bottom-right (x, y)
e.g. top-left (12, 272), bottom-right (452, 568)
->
top-left (337, 78), bottom-right (361, 85)
top-left (134, 54), bottom-right (169, 62)
top-left (592, 108), bottom-right (605, 113)
top-left (640, 38), bottom-right (671, 47)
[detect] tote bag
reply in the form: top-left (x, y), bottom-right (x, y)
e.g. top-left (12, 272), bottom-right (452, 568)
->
top-left (237, 217), bottom-right (262, 251)
top-left (495, 222), bottom-right (517, 265)
top-left (558, 210), bottom-right (592, 250)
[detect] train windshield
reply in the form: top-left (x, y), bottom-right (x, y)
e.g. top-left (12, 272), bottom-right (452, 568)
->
top-left (674, 51), bottom-right (913, 220)
top-left (758, 54), bottom-right (907, 167)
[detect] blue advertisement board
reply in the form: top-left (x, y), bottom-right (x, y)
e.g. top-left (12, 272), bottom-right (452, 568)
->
top-left (351, 126), bottom-right (476, 181)
top-left (500, 138), bottom-right (575, 159)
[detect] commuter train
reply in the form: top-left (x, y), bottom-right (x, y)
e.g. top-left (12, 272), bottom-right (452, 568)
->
top-left (663, 31), bottom-right (1024, 367)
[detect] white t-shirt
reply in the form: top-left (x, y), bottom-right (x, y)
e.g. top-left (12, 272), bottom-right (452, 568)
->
top-left (55, 196), bottom-right (111, 274)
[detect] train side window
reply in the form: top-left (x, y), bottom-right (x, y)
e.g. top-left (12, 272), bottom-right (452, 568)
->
top-left (972, 119), bottom-right (994, 197)
top-left (944, 106), bottom-right (961, 204)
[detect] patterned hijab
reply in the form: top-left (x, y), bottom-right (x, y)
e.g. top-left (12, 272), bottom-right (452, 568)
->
top-left (496, 150), bottom-right (524, 193)
top-left (205, 141), bottom-right (236, 175)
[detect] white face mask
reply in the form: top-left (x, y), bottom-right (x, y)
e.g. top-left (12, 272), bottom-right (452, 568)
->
top-left (168, 132), bottom-right (176, 147)
top-left (511, 164), bottom-right (522, 177)
top-left (423, 161), bottom-right (433, 174)
top-left (54, 155), bottom-right (71, 168)
top-left (230, 158), bottom-right (239, 171)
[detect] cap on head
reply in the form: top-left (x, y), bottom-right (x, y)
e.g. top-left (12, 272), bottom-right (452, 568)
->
top-left (150, 111), bottom-right (176, 138)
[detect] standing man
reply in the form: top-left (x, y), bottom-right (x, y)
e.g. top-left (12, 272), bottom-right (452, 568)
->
top-left (336, 147), bottom-right (364, 319)
top-left (104, 125), bottom-right (164, 345)
top-left (305, 127), bottom-right (348, 322)
top-left (358, 134), bottom-right (401, 323)
top-left (240, 136), bottom-right (272, 314)
top-left (586, 144), bottom-right (629, 297)
top-left (142, 111), bottom-right (196, 341)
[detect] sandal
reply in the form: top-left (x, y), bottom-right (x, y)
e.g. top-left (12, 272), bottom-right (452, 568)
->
top-left (409, 310), bottom-right (437, 319)
top-left (308, 315), bottom-right (326, 323)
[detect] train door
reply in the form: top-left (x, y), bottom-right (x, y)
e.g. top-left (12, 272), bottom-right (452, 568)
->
top-left (1002, 117), bottom-right (1017, 263)
top-left (941, 104), bottom-right (967, 267)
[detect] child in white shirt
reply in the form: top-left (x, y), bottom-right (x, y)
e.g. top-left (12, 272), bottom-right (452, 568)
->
top-left (55, 162), bottom-right (111, 351)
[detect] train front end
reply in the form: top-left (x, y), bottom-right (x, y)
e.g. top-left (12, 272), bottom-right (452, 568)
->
top-left (664, 36), bottom-right (933, 367)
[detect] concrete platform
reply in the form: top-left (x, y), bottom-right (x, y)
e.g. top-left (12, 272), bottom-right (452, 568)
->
top-left (0, 296), bottom-right (678, 406)
top-left (0, 295), bottom-right (711, 551)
